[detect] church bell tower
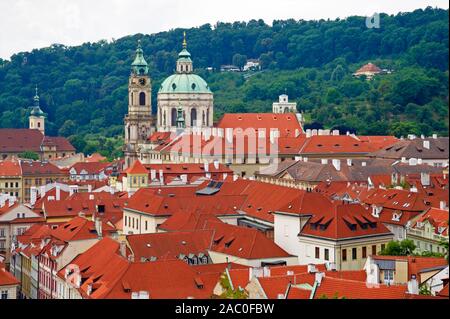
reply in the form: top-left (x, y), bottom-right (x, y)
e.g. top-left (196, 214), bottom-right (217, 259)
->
top-left (124, 40), bottom-right (155, 168)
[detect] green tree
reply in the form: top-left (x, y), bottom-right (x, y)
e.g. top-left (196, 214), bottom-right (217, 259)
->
top-left (380, 240), bottom-right (416, 256)
top-left (18, 151), bottom-right (40, 161)
top-left (232, 54), bottom-right (247, 71)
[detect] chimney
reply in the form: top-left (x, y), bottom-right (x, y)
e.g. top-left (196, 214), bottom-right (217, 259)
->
top-left (95, 217), bottom-right (103, 239)
top-left (30, 186), bottom-right (38, 206)
top-left (307, 264), bottom-right (317, 274)
top-left (417, 159), bottom-right (423, 165)
top-left (204, 162), bottom-right (209, 172)
top-left (120, 241), bottom-right (127, 258)
top-left (213, 160), bottom-right (219, 170)
top-left (150, 169), bottom-right (156, 181)
top-left (401, 157), bottom-right (407, 164)
top-left (55, 185), bottom-right (61, 201)
top-left (432, 134), bottom-right (438, 139)
top-left (159, 170), bottom-right (164, 184)
top-left (407, 276), bottom-right (419, 295)
top-left (332, 159), bottom-right (341, 171)
top-left (315, 272), bottom-right (325, 286)
top-left (295, 129), bottom-right (300, 138)
top-left (180, 174), bottom-right (188, 184)
top-left (303, 157), bottom-right (308, 162)
top-left (40, 185), bottom-right (46, 198)
top-left (347, 159), bottom-right (352, 166)
top-left (321, 159), bottom-right (328, 165)
top-left (223, 173), bottom-right (228, 180)
top-left (332, 130), bottom-right (339, 136)
top-left (87, 184), bottom-right (92, 193)
top-left (89, 194), bottom-right (95, 200)
top-left (409, 158), bottom-right (418, 166)
top-left (362, 162), bottom-right (367, 167)
top-left (423, 140), bottom-right (430, 150)
top-left (306, 129), bottom-right (312, 138)
top-left (440, 201), bottom-right (447, 210)
top-left (233, 174), bottom-right (239, 182)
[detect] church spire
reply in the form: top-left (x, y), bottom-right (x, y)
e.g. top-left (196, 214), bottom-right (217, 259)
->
top-left (182, 31), bottom-right (187, 49)
top-left (131, 39), bottom-right (149, 75)
top-left (34, 85), bottom-right (40, 107)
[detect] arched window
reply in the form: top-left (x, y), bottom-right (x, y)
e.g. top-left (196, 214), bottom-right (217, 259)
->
top-left (190, 108), bottom-right (197, 127)
top-left (284, 107), bottom-right (290, 113)
top-left (139, 92), bottom-right (146, 106)
top-left (171, 108), bottom-right (177, 127)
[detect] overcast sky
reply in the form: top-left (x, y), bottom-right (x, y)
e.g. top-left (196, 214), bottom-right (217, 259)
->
top-left (0, 0), bottom-right (448, 60)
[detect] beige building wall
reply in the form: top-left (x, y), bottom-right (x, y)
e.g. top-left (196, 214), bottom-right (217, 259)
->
top-left (0, 284), bottom-right (18, 299)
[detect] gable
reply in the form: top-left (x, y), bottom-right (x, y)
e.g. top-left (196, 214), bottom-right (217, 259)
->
top-left (0, 204), bottom-right (40, 222)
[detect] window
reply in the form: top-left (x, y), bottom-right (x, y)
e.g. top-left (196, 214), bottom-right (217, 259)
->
top-left (342, 249), bottom-right (347, 261)
top-left (384, 270), bottom-right (394, 283)
top-left (190, 108), bottom-right (197, 127)
top-left (1, 290), bottom-right (7, 299)
top-left (139, 92), bottom-right (146, 106)
top-left (145, 221), bottom-right (148, 231)
top-left (0, 228), bottom-right (5, 237)
top-left (352, 248), bottom-right (357, 260)
top-left (381, 244), bottom-right (386, 252)
top-left (315, 247), bottom-right (320, 259)
top-left (372, 245), bottom-right (377, 256)
top-left (362, 247), bottom-right (367, 259)
top-left (324, 249), bottom-right (329, 261)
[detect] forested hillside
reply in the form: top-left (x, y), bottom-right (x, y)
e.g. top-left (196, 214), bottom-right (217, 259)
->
top-left (0, 7), bottom-right (448, 158)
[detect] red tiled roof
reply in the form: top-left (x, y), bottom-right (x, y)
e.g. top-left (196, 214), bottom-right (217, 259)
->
top-left (45, 137), bottom-right (75, 152)
top-left (85, 153), bottom-right (107, 163)
top-left (105, 260), bottom-right (218, 299)
top-left (127, 230), bottom-right (214, 261)
top-left (0, 129), bottom-right (43, 153)
top-left (70, 162), bottom-right (111, 175)
top-left (158, 211), bottom-right (222, 232)
top-left (0, 264), bottom-right (19, 286)
top-left (20, 160), bottom-right (65, 176)
top-left (0, 159), bottom-right (22, 177)
top-left (355, 63), bottom-right (382, 74)
top-left (50, 216), bottom-right (115, 241)
top-left (438, 283), bottom-right (449, 297)
top-left (43, 192), bottom-right (126, 219)
top-left (124, 160), bottom-right (148, 175)
top-left (56, 237), bottom-right (129, 299)
top-left (203, 221), bottom-right (292, 260)
top-left (412, 208), bottom-right (449, 236)
top-left (216, 113), bottom-right (303, 138)
top-left (299, 135), bottom-right (379, 155)
top-left (228, 268), bottom-right (251, 289)
top-left (299, 203), bottom-right (393, 240)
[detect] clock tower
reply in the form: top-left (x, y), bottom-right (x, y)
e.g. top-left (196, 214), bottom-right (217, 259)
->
top-left (124, 40), bottom-right (155, 168)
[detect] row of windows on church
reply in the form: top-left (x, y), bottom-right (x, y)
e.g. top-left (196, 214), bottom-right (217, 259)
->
top-left (159, 108), bottom-right (210, 127)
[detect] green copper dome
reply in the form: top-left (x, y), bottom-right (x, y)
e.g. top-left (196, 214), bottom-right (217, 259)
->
top-left (159, 74), bottom-right (212, 94)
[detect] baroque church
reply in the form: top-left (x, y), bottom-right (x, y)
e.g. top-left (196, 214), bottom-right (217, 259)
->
top-left (124, 35), bottom-right (214, 168)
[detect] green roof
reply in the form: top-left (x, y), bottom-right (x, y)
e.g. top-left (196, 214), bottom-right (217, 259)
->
top-left (159, 74), bottom-right (212, 94)
top-left (131, 41), bottom-right (149, 75)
